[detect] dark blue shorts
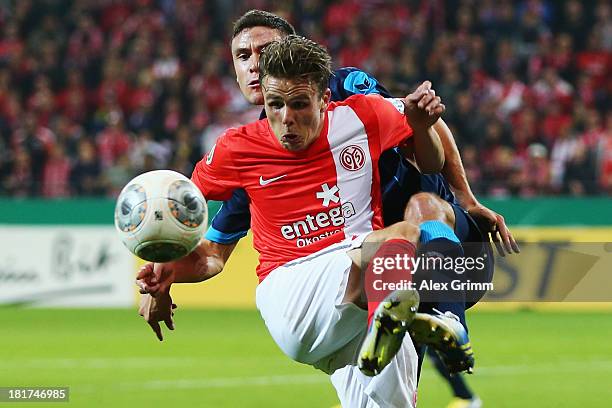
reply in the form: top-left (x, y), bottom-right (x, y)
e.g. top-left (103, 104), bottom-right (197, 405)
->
top-left (451, 204), bottom-right (495, 308)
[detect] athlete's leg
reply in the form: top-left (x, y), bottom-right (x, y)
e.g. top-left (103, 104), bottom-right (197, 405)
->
top-left (255, 223), bottom-right (422, 406)
top-left (403, 192), bottom-right (475, 374)
top-left (255, 242), bottom-right (367, 370)
top-left (337, 221), bottom-right (422, 380)
top-left (404, 191), bottom-right (455, 227)
top-left (404, 192), bottom-right (467, 326)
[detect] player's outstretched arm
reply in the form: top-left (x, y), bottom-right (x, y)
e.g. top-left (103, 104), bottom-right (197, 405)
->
top-left (404, 81), bottom-right (445, 174)
top-left (136, 238), bottom-right (236, 296)
top-left (431, 120), bottom-right (520, 256)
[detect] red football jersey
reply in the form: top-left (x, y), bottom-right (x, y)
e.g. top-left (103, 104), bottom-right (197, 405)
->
top-left (192, 94), bottom-right (413, 281)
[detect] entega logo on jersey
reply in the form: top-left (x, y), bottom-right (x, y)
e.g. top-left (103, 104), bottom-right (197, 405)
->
top-left (280, 183), bottom-right (356, 247)
top-left (280, 202), bottom-right (356, 246)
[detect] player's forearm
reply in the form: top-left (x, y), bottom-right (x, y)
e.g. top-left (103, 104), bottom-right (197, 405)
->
top-left (411, 125), bottom-right (444, 174)
top-left (170, 239), bottom-right (236, 283)
top-left (433, 119), bottom-right (479, 207)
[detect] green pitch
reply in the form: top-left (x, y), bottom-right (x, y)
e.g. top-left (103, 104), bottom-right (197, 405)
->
top-left (1, 309), bottom-right (611, 407)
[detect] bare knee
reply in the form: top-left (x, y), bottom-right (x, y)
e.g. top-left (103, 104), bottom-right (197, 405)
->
top-left (404, 192), bottom-right (454, 228)
top-left (385, 221), bottom-right (420, 243)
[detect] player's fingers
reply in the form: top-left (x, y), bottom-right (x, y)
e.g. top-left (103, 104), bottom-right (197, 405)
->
top-left (405, 91), bottom-right (424, 104)
top-left (494, 240), bottom-right (506, 257)
top-left (164, 316), bottom-right (175, 331)
top-left (136, 279), bottom-right (157, 294)
top-left (136, 279), bottom-right (146, 292)
top-left (142, 283), bottom-right (160, 296)
top-left (166, 304), bottom-right (177, 329)
top-left (490, 230), bottom-right (506, 257)
top-left (502, 228), bottom-right (520, 254)
top-left (496, 216), bottom-right (519, 254)
top-left (138, 277), bottom-right (158, 289)
top-left (137, 273), bottom-right (158, 286)
top-left (434, 102), bottom-right (446, 115)
top-left (406, 81), bottom-right (432, 103)
top-left (148, 320), bottom-right (163, 341)
top-left (136, 263), bottom-right (154, 280)
top-left (424, 96), bottom-right (443, 115)
top-left (418, 93), bottom-right (434, 109)
top-left (418, 80), bottom-right (432, 92)
top-left (510, 234), bottom-right (521, 253)
top-left (496, 223), bottom-right (513, 254)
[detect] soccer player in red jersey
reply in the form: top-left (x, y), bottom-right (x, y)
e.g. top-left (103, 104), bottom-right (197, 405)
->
top-left (142, 35), bottom-right (445, 407)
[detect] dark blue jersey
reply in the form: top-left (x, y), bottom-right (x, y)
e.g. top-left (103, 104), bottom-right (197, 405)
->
top-left (205, 68), bottom-right (457, 244)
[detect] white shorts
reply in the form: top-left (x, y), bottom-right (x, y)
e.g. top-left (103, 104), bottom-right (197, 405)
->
top-left (255, 238), bottom-right (418, 408)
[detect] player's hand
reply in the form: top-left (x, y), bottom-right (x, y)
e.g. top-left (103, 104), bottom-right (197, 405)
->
top-left (404, 81), bottom-right (445, 130)
top-left (466, 203), bottom-right (520, 257)
top-left (139, 292), bottom-right (177, 341)
top-left (136, 262), bottom-right (175, 297)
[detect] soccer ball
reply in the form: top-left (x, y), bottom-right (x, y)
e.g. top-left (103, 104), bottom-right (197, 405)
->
top-left (114, 170), bottom-right (207, 262)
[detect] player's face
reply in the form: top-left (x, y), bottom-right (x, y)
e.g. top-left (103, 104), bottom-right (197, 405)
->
top-left (263, 76), bottom-right (331, 152)
top-left (231, 27), bottom-right (284, 105)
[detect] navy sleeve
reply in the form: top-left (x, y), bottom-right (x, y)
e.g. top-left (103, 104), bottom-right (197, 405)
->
top-left (205, 188), bottom-right (251, 244)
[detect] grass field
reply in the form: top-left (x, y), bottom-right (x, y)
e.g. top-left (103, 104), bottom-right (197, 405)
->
top-left (2, 308), bottom-right (612, 407)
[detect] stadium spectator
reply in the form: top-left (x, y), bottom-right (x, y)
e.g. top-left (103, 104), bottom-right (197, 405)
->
top-left (42, 143), bottom-right (71, 198)
top-left (0, 0), bottom-right (609, 198)
top-left (563, 142), bottom-right (598, 195)
top-left (3, 148), bottom-right (33, 197)
top-left (96, 113), bottom-right (132, 169)
top-left (518, 143), bottom-right (552, 197)
top-left (550, 123), bottom-right (581, 192)
top-left (104, 152), bottom-right (132, 197)
top-left (71, 138), bottom-right (103, 196)
top-left (598, 113), bottom-right (612, 193)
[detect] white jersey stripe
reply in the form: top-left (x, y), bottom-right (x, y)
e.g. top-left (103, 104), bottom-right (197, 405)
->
top-left (326, 106), bottom-right (375, 239)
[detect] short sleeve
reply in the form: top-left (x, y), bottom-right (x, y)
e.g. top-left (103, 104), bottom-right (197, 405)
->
top-left (205, 188), bottom-right (251, 244)
top-left (191, 131), bottom-right (242, 201)
top-left (334, 68), bottom-right (392, 99)
top-left (365, 95), bottom-right (413, 152)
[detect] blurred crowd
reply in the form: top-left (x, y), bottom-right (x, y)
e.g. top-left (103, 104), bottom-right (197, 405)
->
top-left (0, 0), bottom-right (610, 198)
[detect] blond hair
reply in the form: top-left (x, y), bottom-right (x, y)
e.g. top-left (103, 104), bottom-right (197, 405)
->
top-left (259, 35), bottom-right (332, 95)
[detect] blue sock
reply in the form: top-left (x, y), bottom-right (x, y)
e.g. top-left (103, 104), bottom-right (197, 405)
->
top-left (419, 220), bottom-right (461, 247)
top-left (418, 220), bottom-right (467, 330)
